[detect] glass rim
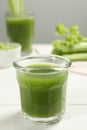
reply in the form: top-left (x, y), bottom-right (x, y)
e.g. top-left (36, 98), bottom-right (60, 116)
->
top-left (6, 10), bottom-right (34, 17)
top-left (13, 55), bottom-right (71, 72)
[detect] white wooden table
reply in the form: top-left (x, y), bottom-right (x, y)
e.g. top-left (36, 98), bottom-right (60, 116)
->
top-left (0, 44), bottom-right (87, 130)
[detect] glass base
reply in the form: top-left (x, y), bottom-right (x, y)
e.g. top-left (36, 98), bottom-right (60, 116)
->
top-left (21, 50), bottom-right (32, 56)
top-left (21, 48), bottom-right (39, 57)
top-left (22, 112), bottom-right (64, 124)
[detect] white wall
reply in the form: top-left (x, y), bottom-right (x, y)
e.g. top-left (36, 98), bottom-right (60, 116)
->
top-left (0, 0), bottom-right (87, 43)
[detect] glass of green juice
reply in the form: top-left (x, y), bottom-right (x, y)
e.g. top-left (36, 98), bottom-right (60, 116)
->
top-left (13, 55), bottom-right (71, 124)
top-left (5, 11), bottom-right (34, 53)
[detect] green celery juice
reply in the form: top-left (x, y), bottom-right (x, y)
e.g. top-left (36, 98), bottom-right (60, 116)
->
top-left (17, 63), bottom-right (68, 118)
top-left (6, 16), bottom-right (34, 51)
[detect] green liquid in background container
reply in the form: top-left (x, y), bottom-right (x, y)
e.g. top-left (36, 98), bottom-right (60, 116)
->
top-left (6, 16), bottom-right (34, 51)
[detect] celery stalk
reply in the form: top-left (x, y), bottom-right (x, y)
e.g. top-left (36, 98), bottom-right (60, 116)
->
top-left (8, 0), bottom-right (24, 14)
top-left (63, 53), bottom-right (87, 61)
top-left (52, 42), bottom-right (87, 55)
top-left (52, 23), bottom-right (87, 61)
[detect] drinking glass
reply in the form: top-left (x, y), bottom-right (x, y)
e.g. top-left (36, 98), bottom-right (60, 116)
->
top-left (14, 55), bottom-right (71, 124)
top-left (6, 11), bottom-right (34, 53)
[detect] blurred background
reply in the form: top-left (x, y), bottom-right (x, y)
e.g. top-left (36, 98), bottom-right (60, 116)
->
top-left (0, 0), bottom-right (87, 44)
